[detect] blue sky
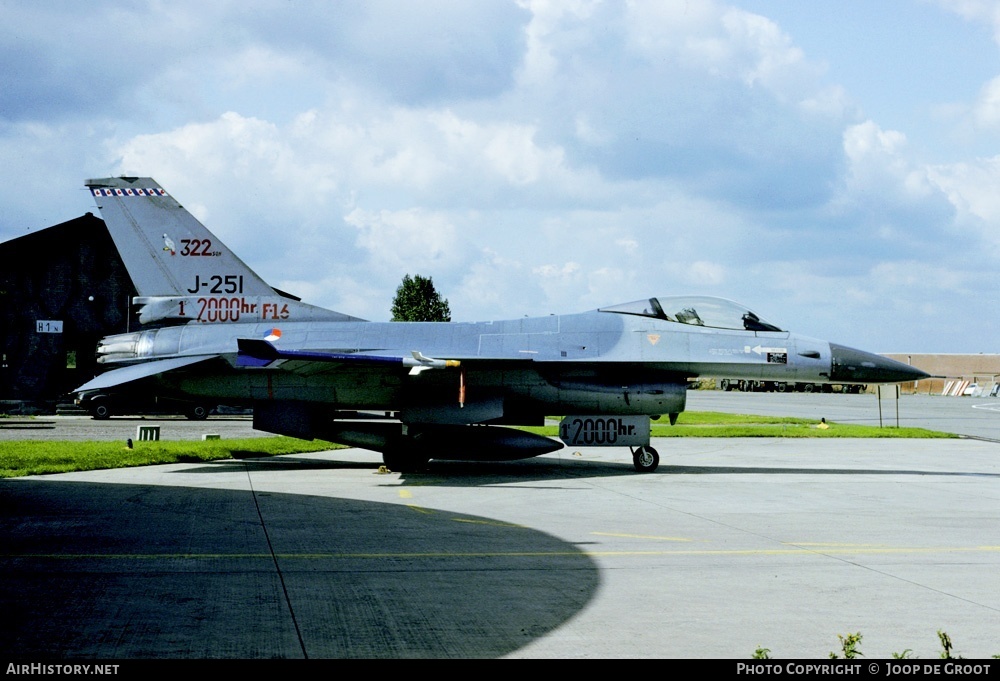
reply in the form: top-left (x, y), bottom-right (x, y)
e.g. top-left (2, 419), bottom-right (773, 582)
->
top-left (2, 0), bottom-right (998, 353)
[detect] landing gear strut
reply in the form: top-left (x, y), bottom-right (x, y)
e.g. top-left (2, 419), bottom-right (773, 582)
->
top-left (631, 445), bottom-right (660, 473)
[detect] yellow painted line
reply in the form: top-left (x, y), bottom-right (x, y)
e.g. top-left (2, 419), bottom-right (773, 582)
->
top-left (452, 518), bottom-right (527, 528)
top-left (593, 532), bottom-right (695, 542)
top-left (1, 552), bottom-right (586, 560)
top-left (398, 489), bottom-right (413, 499)
top-left (402, 505), bottom-right (525, 527)
top-left (5, 546), bottom-right (1000, 560)
top-left (579, 546), bottom-right (1000, 557)
top-left (788, 542), bottom-right (894, 548)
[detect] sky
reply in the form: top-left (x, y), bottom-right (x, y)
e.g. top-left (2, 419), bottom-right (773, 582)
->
top-left (2, 0), bottom-right (998, 353)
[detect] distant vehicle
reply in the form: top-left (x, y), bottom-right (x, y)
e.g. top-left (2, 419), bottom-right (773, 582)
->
top-left (75, 390), bottom-right (214, 420)
top-left (718, 379), bottom-right (867, 394)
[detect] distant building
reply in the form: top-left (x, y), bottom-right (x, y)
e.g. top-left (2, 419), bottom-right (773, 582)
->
top-left (0, 213), bottom-right (137, 410)
top-left (883, 353), bottom-right (1000, 397)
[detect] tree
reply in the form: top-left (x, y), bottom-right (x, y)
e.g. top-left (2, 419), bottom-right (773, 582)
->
top-left (390, 274), bottom-right (451, 321)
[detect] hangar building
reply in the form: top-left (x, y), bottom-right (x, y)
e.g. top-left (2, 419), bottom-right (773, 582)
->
top-left (0, 214), bottom-right (137, 412)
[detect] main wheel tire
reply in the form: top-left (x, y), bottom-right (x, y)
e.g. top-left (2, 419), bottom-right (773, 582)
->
top-left (382, 449), bottom-right (430, 473)
top-left (632, 446), bottom-right (660, 473)
top-left (185, 404), bottom-right (210, 420)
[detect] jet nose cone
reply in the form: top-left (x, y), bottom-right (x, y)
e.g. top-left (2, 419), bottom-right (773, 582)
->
top-left (829, 343), bottom-right (931, 384)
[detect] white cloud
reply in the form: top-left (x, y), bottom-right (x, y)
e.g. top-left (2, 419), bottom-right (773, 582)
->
top-left (2, 1), bottom-right (999, 349)
top-left (926, 156), bottom-right (1000, 252)
top-left (345, 207), bottom-right (465, 275)
top-left (624, 0), bottom-right (826, 106)
top-left (839, 121), bottom-right (939, 203)
top-left (684, 261), bottom-right (728, 286)
top-left (971, 75), bottom-right (1000, 128)
top-left (930, 0), bottom-right (1000, 44)
top-left (450, 250), bottom-right (519, 317)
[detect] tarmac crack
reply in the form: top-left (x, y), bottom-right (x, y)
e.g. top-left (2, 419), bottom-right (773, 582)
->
top-left (243, 461), bottom-right (309, 659)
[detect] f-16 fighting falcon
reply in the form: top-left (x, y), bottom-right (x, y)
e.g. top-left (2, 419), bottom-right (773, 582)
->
top-left (74, 177), bottom-right (929, 472)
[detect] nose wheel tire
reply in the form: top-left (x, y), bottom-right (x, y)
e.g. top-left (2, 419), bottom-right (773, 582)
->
top-left (632, 446), bottom-right (660, 473)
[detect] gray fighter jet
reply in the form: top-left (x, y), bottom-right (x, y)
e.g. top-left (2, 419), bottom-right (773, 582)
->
top-left (75, 177), bottom-right (929, 472)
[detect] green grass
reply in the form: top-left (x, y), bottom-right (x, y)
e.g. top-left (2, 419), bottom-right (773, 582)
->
top-left (0, 411), bottom-right (953, 478)
top-left (0, 438), bottom-right (345, 478)
top-left (665, 411), bottom-right (953, 438)
top-left (521, 411), bottom-right (955, 440)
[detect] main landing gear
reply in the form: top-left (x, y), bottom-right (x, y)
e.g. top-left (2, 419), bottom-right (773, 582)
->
top-left (382, 448), bottom-right (431, 473)
top-left (631, 445), bottom-right (660, 473)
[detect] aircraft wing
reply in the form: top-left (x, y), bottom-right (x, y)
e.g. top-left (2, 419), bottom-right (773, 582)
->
top-left (236, 338), bottom-right (462, 374)
top-left (75, 355), bottom-right (220, 392)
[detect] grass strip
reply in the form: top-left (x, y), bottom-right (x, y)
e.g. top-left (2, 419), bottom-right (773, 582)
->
top-left (0, 438), bottom-right (344, 478)
top-left (0, 412), bottom-right (954, 478)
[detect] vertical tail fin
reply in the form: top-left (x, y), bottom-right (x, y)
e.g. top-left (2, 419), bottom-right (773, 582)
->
top-left (86, 177), bottom-right (275, 297)
top-left (86, 177), bottom-right (362, 324)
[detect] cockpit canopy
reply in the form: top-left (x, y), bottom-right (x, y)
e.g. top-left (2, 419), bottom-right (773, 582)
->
top-left (599, 296), bottom-right (783, 332)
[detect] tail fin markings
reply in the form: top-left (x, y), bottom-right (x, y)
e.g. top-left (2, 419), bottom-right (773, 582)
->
top-left (86, 177), bottom-right (363, 325)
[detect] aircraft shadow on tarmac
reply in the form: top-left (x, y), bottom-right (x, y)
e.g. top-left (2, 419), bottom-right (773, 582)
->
top-left (173, 452), bottom-right (645, 481)
top-left (0, 479), bottom-right (599, 659)
top-left (172, 453), bottom-right (1000, 486)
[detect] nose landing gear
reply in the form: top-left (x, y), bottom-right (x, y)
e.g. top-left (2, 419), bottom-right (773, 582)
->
top-left (631, 445), bottom-right (660, 473)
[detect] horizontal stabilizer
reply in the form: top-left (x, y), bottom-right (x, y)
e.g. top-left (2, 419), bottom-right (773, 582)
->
top-left (75, 355), bottom-right (219, 392)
